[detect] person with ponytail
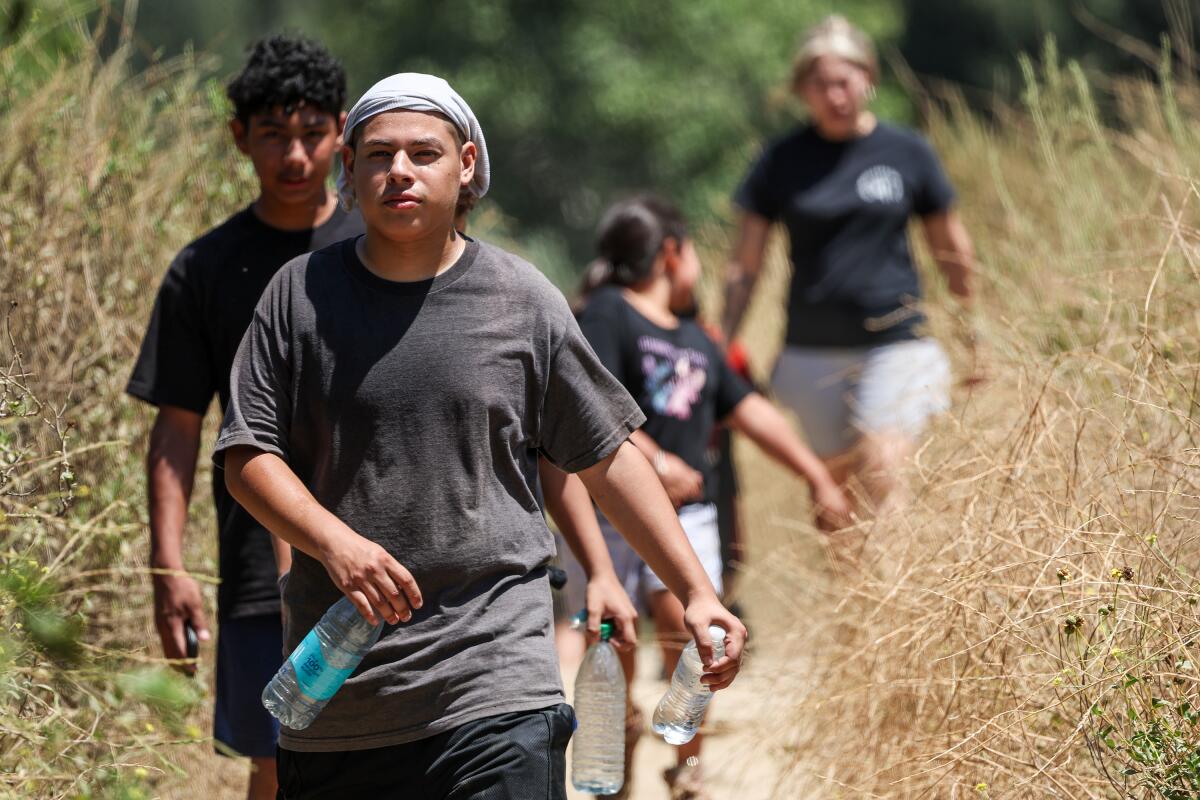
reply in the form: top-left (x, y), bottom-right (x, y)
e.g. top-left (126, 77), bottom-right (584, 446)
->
top-left (574, 195), bottom-right (849, 799)
top-left (721, 15), bottom-right (979, 515)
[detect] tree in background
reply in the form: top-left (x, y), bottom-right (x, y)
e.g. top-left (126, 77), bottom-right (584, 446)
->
top-left (123, 0), bottom-right (1197, 272)
top-left (899, 0), bottom-right (1195, 100)
top-left (130, 0), bottom-right (902, 271)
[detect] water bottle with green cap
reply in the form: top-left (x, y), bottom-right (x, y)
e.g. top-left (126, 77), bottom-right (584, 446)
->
top-left (571, 616), bottom-right (625, 795)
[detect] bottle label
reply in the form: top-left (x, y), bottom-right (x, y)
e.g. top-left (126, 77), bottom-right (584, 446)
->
top-left (289, 629), bottom-right (355, 701)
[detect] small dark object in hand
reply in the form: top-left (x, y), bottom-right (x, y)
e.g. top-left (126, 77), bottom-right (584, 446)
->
top-left (184, 621), bottom-right (199, 660)
top-left (547, 566), bottom-right (568, 590)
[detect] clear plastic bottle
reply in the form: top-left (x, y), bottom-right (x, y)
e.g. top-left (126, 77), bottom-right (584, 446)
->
top-left (261, 596), bottom-right (384, 730)
top-left (571, 621), bottom-right (626, 795)
top-left (652, 625), bottom-right (726, 745)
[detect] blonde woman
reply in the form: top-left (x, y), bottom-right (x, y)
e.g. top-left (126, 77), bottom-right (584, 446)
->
top-left (721, 16), bottom-right (977, 516)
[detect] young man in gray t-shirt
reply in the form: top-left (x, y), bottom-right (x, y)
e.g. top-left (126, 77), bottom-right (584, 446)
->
top-left (216, 73), bottom-right (746, 799)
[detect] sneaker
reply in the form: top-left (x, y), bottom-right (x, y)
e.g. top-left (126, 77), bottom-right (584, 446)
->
top-left (663, 756), bottom-right (712, 800)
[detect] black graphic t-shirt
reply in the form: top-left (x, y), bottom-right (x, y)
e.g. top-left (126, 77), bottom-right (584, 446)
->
top-left (127, 204), bottom-right (365, 620)
top-left (735, 122), bottom-right (956, 347)
top-left (577, 286), bottom-right (752, 502)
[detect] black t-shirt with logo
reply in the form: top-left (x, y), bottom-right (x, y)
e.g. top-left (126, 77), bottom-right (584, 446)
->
top-left (735, 122), bottom-right (956, 347)
top-left (127, 204), bottom-right (364, 620)
top-left (577, 286), bottom-right (752, 502)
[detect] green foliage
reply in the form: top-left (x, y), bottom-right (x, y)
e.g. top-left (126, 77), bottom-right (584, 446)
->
top-left (133, 0), bottom-right (903, 268)
top-left (0, 9), bottom-right (236, 796)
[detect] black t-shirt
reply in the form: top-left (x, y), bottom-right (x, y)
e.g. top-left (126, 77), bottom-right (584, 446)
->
top-left (127, 204), bottom-right (365, 620)
top-left (735, 122), bottom-right (956, 347)
top-left (576, 286), bottom-right (752, 502)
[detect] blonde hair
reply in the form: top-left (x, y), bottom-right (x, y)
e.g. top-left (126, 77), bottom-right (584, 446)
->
top-left (791, 15), bottom-right (878, 89)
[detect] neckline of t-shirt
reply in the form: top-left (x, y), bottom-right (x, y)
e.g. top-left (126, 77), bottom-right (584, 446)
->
top-left (240, 203), bottom-right (343, 238)
top-left (805, 121), bottom-right (886, 146)
top-left (611, 287), bottom-right (685, 334)
top-left (340, 235), bottom-right (479, 296)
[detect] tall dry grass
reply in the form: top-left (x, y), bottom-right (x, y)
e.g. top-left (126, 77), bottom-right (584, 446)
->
top-left (714, 40), bottom-right (1200, 798)
top-left (3, 12), bottom-right (1199, 800)
top-left (0, 13), bottom-right (254, 800)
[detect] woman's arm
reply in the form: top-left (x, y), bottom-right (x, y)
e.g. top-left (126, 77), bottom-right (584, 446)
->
top-left (720, 212), bottom-right (772, 340)
top-left (537, 458), bottom-right (637, 648)
top-left (922, 210), bottom-right (983, 383)
top-left (224, 445), bottom-right (422, 626)
top-left (921, 210), bottom-right (975, 309)
top-left (578, 441), bottom-right (747, 689)
top-left (725, 394), bottom-right (851, 527)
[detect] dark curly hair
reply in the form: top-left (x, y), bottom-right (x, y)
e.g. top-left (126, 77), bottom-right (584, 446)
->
top-left (226, 34), bottom-right (346, 123)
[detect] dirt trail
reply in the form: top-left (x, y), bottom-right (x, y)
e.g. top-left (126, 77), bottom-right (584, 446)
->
top-left (563, 637), bottom-right (786, 800)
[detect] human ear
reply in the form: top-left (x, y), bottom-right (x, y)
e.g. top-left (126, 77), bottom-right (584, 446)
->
top-left (661, 236), bottom-right (683, 271)
top-left (459, 141), bottom-right (477, 190)
top-left (230, 118), bottom-right (250, 155)
top-left (336, 111), bottom-right (348, 145)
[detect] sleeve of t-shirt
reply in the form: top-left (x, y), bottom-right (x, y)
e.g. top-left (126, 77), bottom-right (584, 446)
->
top-left (714, 355), bottom-right (754, 421)
top-left (538, 302), bottom-right (646, 474)
top-left (733, 144), bottom-right (780, 221)
top-left (125, 250), bottom-right (215, 415)
top-left (212, 271), bottom-right (294, 467)
top-left (911, 135), bottom-right (957, 217)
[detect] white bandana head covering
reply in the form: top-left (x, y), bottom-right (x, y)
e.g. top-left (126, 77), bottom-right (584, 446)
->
top-left (337, 72), bottom-right (490, 211)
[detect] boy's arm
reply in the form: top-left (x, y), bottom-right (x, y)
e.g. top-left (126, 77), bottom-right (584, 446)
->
top-left (271, 533), bottom-right (293, 579)
top-left (538, 458), bottom-right (638, 649)
top-left (725, 393), bottom-right (851, 528)
top-left (577, 441), bottom-right (747, 691)
top-left (223, 445), bottom-right (422, 626)
top-left (147, 405), bottom-right (210, 671)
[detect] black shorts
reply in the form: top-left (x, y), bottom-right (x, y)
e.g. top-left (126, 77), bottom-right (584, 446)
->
top-left (215, 613), bottom-right (283, 758)
top-left (276, 703), bottom-right (576, 800)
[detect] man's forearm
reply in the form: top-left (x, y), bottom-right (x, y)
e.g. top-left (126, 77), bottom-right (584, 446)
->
top-left (223, 447), bottom-right (350, 562)
top-left (728, 394), bottom-right (835, 490)
top-left (224, 446), bottom-right (422, 625)
top-left (147, 417), bottom-right (200, 571)
top-left (720, 263), bottom-right (758, 340)
top-left (538, 459), bottom-right (615, 579)
top-left (578, 441), bottom-right (716, 603)
top-left (271, 533), bottom-right (293, 578)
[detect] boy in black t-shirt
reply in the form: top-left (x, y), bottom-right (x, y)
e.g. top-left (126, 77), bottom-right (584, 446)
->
top-left (126, 35), bottom-right (361, 800)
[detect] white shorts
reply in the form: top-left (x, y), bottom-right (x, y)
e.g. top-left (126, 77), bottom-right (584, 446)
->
top-left (771, 338), bottom-right (951, 457)
top-left (557, 503), bottom-right (723, 617)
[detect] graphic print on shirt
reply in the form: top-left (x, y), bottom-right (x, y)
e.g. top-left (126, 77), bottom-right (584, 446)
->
top-left (639, 335), bottom-right (708, 420)
top-left (856, 165), bottom-right (904, 204)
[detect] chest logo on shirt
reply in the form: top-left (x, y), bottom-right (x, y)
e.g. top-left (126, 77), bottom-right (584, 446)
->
top-left (638, 336), bottom-right (708, 421)
top-left (856, 165), bottom-right (905, 204)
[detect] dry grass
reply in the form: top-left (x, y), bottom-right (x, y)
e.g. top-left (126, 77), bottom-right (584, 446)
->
top-left (711, 42), bottom-right (1200, 799)
top-left (0, 14), bottom-right (253, 800)
top-left (3, 15), bottom-right (1199, 800)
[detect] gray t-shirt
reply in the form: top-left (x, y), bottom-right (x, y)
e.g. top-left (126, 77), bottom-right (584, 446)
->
top-left (214, 236), bottom-right (644, 752)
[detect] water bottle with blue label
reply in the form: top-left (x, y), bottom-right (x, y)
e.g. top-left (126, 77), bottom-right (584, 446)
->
top-left (261, 596), bottom-right (384, 729)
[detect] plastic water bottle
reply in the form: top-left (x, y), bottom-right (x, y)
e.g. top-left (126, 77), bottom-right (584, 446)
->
top-left (571, 621), bottom-right (626, 795)
top-left (652, 625), bottom-right (725, 745)
top-left (261, 596), bottom-right (384, 730)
